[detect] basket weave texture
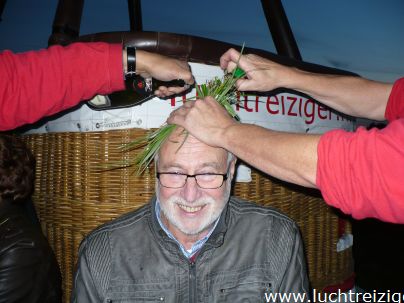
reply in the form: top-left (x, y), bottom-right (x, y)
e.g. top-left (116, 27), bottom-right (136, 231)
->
top-left (23, 129), bottom-right (352, 302)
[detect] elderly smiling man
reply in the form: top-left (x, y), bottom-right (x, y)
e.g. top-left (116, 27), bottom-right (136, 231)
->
top-left (72, 128), bottom-right (309, 302)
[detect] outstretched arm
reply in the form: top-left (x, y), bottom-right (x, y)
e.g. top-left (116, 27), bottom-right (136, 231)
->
top-left (168, 94), bottom-right (404, 223)
top-left (0, 42), bottom-right (193, 131)
top-left (169, 49), bottom-right (404, 223)
top-left (220, 48), bottom-right (393, 121)
top-left (0, 43), bottom-right (124, 130)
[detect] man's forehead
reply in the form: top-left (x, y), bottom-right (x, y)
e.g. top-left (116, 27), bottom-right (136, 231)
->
top-left (159, 131), bottom-right (227, 164)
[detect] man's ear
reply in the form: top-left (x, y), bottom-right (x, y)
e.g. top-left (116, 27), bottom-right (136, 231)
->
top-left (229, 157), bottom-right (237, 180)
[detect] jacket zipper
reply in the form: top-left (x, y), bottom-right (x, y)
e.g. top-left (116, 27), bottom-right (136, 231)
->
top-left (189, 261), bottom-right (196, 303)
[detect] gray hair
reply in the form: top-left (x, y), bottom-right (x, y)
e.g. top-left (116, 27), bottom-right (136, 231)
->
top-left (154, 150), bottom-right (236, 170)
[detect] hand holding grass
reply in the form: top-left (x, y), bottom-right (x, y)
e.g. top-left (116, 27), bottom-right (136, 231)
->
top-left (167, 96), bottom-right (237, 148)
top-left (220, 48), bottom-right (290, 92)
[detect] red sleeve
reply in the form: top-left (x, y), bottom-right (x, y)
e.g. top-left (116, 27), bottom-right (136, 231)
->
top-left (0, 42), bottom-right (125, 130)
top-left (316, 119), bottom-right (404, 223)
top-left (385, 77), bottom-right (404, 121)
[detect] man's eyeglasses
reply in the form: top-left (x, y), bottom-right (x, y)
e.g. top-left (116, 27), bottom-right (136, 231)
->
top-left (156, 172), bottom-right (228, 189)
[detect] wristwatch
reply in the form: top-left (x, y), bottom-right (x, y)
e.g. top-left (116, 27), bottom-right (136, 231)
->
top-left (125, 46), bottom-right (137, 79)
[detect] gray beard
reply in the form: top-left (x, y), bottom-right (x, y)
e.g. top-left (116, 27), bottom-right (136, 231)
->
top-left (156, 180), bottom-right (231, 236)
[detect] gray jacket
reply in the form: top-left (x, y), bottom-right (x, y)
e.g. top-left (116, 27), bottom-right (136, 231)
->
top-left (72, 197), bottom-right (309, 302)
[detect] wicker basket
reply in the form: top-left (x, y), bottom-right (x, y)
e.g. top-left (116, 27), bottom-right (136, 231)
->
top-left (23, 129), bottom-right (352, 302)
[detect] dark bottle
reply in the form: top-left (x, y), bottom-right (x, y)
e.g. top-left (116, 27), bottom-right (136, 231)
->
top-left (87, 76), bottom-right (188, 110)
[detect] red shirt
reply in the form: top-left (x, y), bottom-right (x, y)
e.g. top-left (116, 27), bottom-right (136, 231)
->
top-left (0, 42), bottom-right (125, 130)
top-left (317, 78), bottom-right (404, 223)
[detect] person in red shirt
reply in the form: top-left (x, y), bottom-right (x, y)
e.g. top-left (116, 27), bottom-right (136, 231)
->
top-left (168, 48), bottom-right (404, 224)
top-left (0, 42), bottom-right (194, 131)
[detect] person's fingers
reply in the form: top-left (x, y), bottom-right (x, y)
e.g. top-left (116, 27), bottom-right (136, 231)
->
top-left (175, 72), bottom-right (193, 85)
top-left (181, 100), bottom-right (194, 108)
top-left (166, 101), bottom-right (190, 117)
top-left (166, 86), bottom-right (186, 95)
top-left (176, 63), bottom-right (195, 85)
top-left (203, 96), bottom-right (216, 103)
top-left (235, 78), bottom-right (260, 92)
top-left (219, 49), bottom-right (232, 69)
top-left (154, 87), bottom-right (169, 98)
top-left (221, 49), bottom-right (257, 78)
top-left (167, 110), bottom-right (182, 124)
top-left (154, 84), bottom-right (190, 98)
top-left (167, 103), bottom-right (192, 125)
top-left (220, 48), bottom-right (240, 69)
top-left (235, 78), bottom-right (248, 91)
top-left (226, 61), bottom-right (237, 74)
